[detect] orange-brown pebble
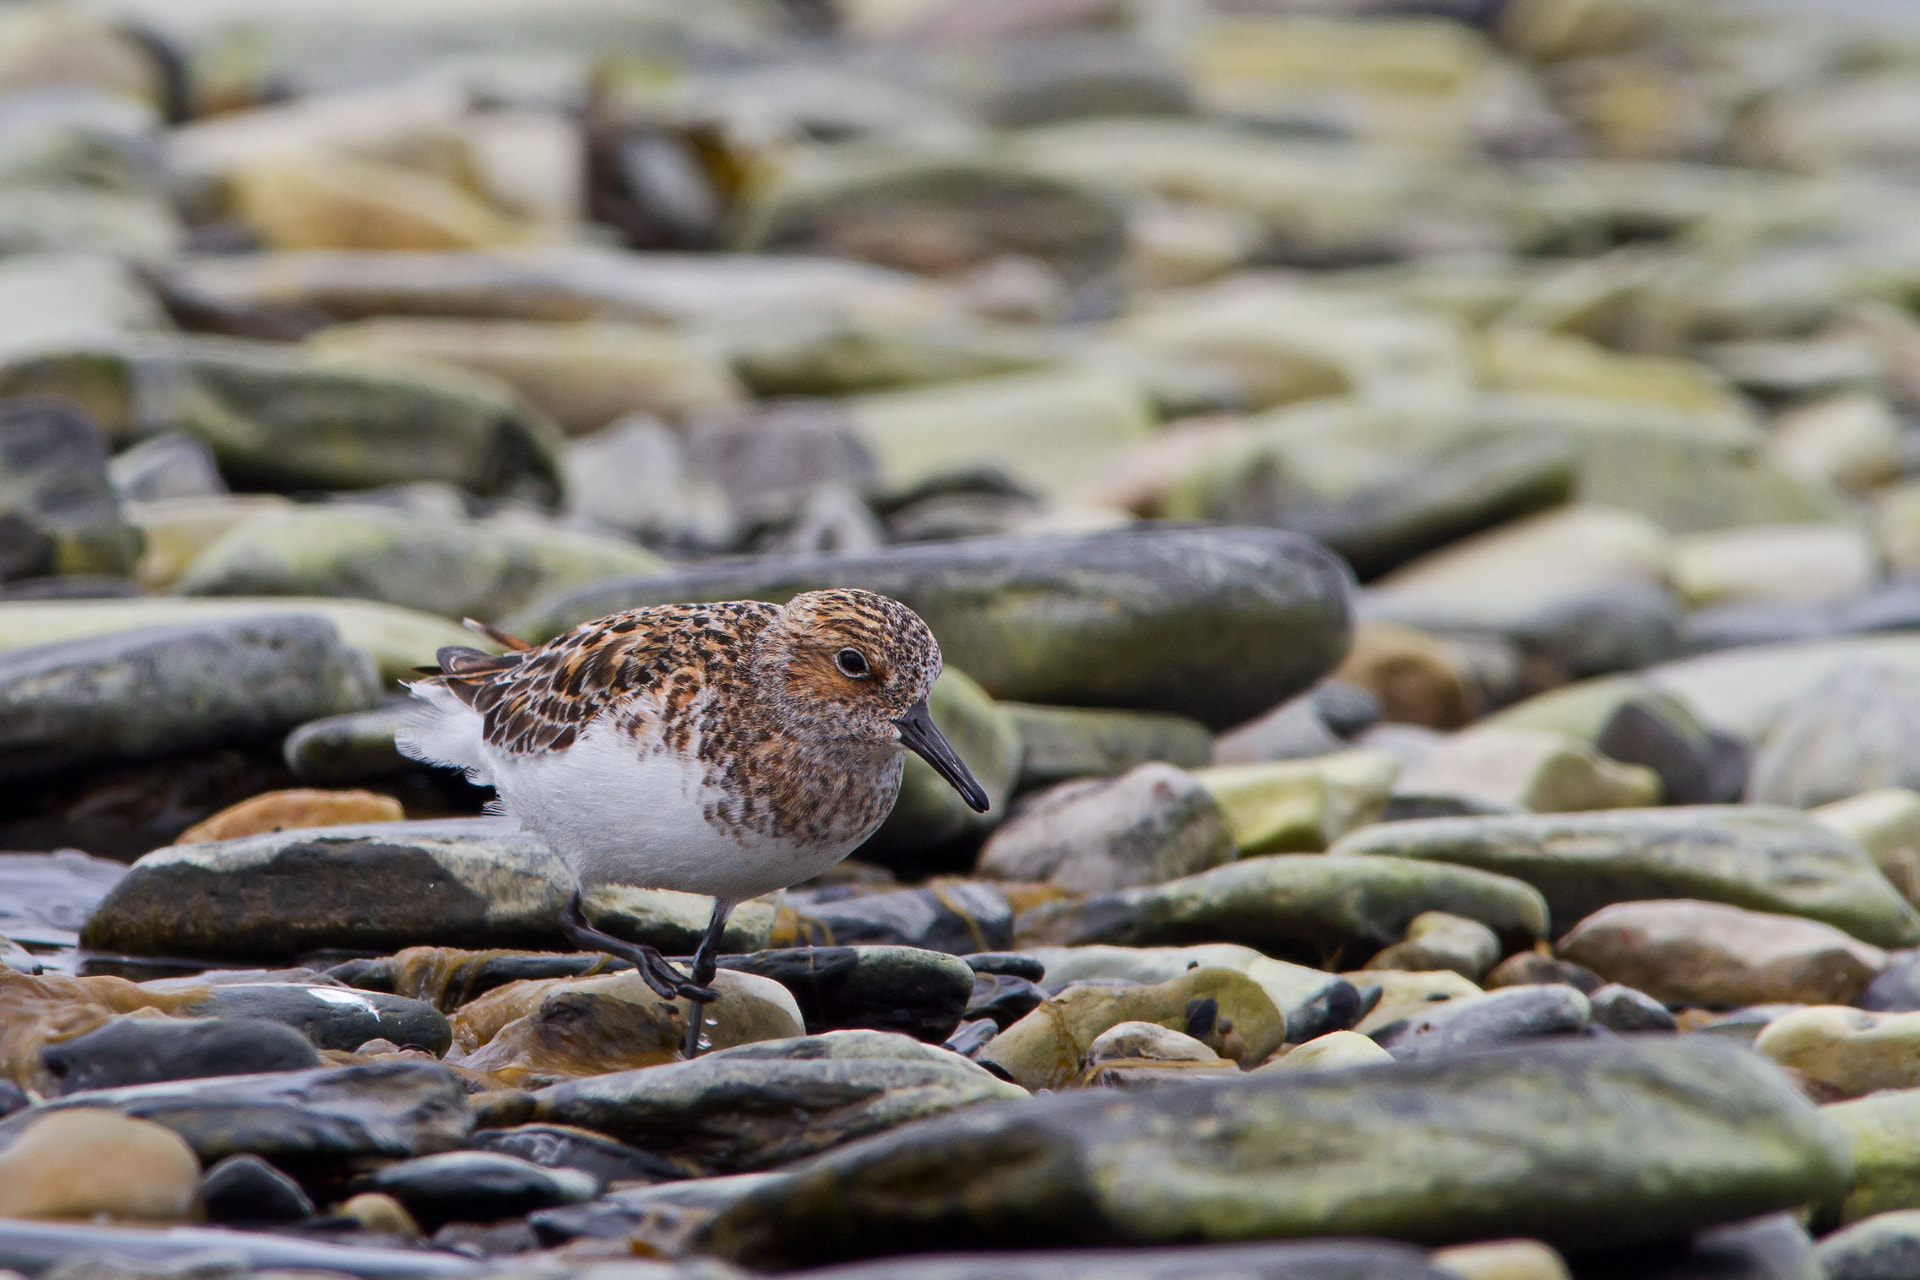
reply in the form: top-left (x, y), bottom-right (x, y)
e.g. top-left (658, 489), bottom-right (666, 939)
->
top-left (175, 788), bottom-right (404, 844)
top-left (0, 1109), bottom-right (201, 1221)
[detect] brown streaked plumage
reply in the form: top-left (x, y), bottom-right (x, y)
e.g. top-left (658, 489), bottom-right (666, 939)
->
top-left (397, 588), bottom-right (987, 1054)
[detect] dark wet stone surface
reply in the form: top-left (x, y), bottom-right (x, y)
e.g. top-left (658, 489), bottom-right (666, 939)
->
top-left (181, 983), bottom-right (452, 1054)
top-left (792, 883), bottom-right (1015, 956)
top-left (358, 1150), bottom-right (598, 1230)
top-left (200, 1153), bottom-right (316, 1224)
top-left (466, 1122), bottom-right (687, 1185)
top-left (0, 849), bottom-right (125, 951)
top-left (0, 1060), bottom-right (472, 1165)
top-left (793, 1240), bottom-right (1454, 1280)
top-left (1371, 984), bottom-right (1593, 1060)
top-left (40, 1015), bottom-right (321, 1095)
top-left (719, 946), bottom-right (974, 1042)
top-left (0, 1219), bottom-right (483, 1279)
top-left (964, 972), bottom-right (1046, 1029)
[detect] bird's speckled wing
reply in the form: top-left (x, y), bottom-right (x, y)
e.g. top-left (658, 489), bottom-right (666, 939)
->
top-left (428, 601), bottom-right (780, 756)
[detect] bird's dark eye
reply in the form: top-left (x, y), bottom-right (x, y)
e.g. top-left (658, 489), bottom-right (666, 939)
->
top-left (836, 648), bottom-right (870, 679)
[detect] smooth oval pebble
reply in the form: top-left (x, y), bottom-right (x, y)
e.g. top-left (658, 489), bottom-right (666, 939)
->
top-left (0, 1108), bottom-right (201, 1221)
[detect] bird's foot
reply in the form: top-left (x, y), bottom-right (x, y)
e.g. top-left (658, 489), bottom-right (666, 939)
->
top-left (560, 893), bottom-right (716, 1001)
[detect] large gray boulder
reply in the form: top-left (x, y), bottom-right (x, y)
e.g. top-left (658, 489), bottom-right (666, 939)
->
top-left (507, 527), bottom-right (1355, 729)
top-left (0, 615), bottom-right (379, 781)
top-left (696, 1038), bottom-right (1850, 1269)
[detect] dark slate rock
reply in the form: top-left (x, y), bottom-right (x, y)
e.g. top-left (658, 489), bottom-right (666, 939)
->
top-left (1747, 663), bottom-right (1920, 810)
top-left (796, 1240), bottom-right (1451, 1280)
top-left (0, 1220), bottom-right (482, 1279)
top-left (794, 884), bottom-right (1014, 956)
top-left (0, 850), bottom-right (123, 950)
top-left (1024, 854), bottom-right (1547, 970)
top-left (1371, 984), bottom-right (1592, 1060)
top-left (1328, 806), bottom-right (1920, 950)
top-left (199, 1153), bottom-right (315, 1224)
top-left (0, 615), bottom-right (380, 780)
top-left (965, 973), bottom-right (1046, 1030)
top-left (0, 575), bottom-right (143, 600)
top-left (694, 1038), bottom-right (1849, 1269)
top-left (81, 821), bottom-right (573, 962)
top-left (39, 1015), bottom-right (321, 1095)
top-left (528, 1173), bottom-right (786, 1247)
top-left (964, 952), bottom-right (1045, 981)
top-left (942, 1019), bottom-right (998, 1059)
top-left (1686, 582), bottom-right (1920, 655)
top-left (1818, 1208), bottom-right (1920, 1280)
top-left (330, 950), bottom-right (625, 1010)
top-left (1857, 951), bottom-right (1920, 1012)
top-left (359, 1151), bottom-right (598, 1230)
top-left (1582, 1212), bottom-right (1822, 1280)
top-left (0, 1061), bottom-right (472, 1164)
top-left (466, 1123), bottom-right (686, 1185)
top-left (506, 527), bottom-right (1356, 729)
top-left (533, 1035), bottom-right (1023, 1175)
top-left (0, 1081), bottom-right (28, 1119)
top-left (1596, 700), bottom-right (1748, 805)
top-left (283, 705), bottom-right (415, 784)
top-left (718, 946), bottom-right (974, 1043)
top-left (1588, 984), bottom-right (1678, 1034)
top-left (0, 397), bottom-right (138, 582)
top-left (1003, 702), bottom-right (1214, 789)
top-left (178, 984), bottom-right (452, 1055)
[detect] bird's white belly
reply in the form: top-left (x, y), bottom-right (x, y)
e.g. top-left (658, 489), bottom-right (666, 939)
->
top-left (488, 725), bottom-right (851, 903)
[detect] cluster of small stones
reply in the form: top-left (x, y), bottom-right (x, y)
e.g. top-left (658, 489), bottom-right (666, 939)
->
top-left (15, 0), bottom-right (1920, 1278)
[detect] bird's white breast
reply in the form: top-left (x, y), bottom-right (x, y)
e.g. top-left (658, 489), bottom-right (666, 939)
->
top-left (399, 687), bottom-right (868, 902)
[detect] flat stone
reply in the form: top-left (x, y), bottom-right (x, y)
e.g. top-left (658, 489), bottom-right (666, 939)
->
top-left (176, 504), bottom-right (664, 624)
top-left (1818, 790), bottom-right (1920, 909)
top-left (1588, 984), bottom-right (1678, 1033)
top-left (0, 615), bottom-right (380, 781)
top-left (525, 1171), bottom-right (789, 1250)
top-left (0, 1060), bottom-right (471, 1164)
top-left (282, 705), bottom-right (416, 784)
top-left (449, 968), bottom-right (799, 1089)
top-left (0, 595), bottom-right (480, 687)
top-left (719, 946), bottom-right (974, 1043)
top-left (1748, 664), bottom-right (1920, 811)
top-left (0, 1219), bottom-right (484, 1279)
top-left (81, 821), bottom-right (574, 962)
top-left (1345, 969), bottom-right (1486, 1036)
top-left (785, 1240), bottom-right (1452, 1280)
top-left (1018, 853), bottom-right (1547, 970)
top-left (505, 526), bottom-right (1356, 731)
top-left (0, 1110), bottom-right (200, 1222)
top-left (1256, 1030), bottom-right (1394, 1074)
top-left (1821, 1089), bottom-right (1920, 1226)
top-left (1028, 944), bottom-right (1364, 1043)
top-left (793, 883), bottom-right (1014, 955)
top-left (40, 1015), bottom-right (321, 1095)
top-left (180, 984), bottom-right (451, 1055)
top-left (0, 334), bottom-right (564, 502)
top-left (1365, 911), bottom-right (1501, 981)
top-left (695, 1038), bottom-right (1850, 1268)
top-left (110, 431), bottom-right (227, 505)
top-left (1004, 703), bottom-right (1213, 789)
top-left (1858, 951), bottom-right (1920, 1013)
top-left (1327, 806), bottom-right (1920, 949)
top-left (977, 764), bottom-right (1234, 894)
top-left (1559, 900), bottom-right (1889, 1006)
top-left (199, 1153), bottom-right (313, 1224)
top-left (175, 788), bottom-right (404, 843)
top-left (1755, 1007), bottom-right (1920, 1099)
top-left (1817, 1209), bottom-right (1920, 1280)
top-left (532, 1033), bottom-right (1023, 1175)
top-left (1393, 728), bottom-right (1662, 814)
top-left (1672, 524), bottom-right (1879, 610)
top-left (466, 1123), bottom-right (685, 1185)
top-left (1191, 751), bottom-right (1399, 854)
top-left (580, 885), bottom-right (780, 956)
top-left (0, 397), bottom-right (138, 581)
top-left (965, 972), bottom-right (1045, 1030)
top-left (359, 1150), bottom-right (597, 1231)
top-left (329, 946), bottom-right (627, 1012)
top-left (981, 965), bottom-right (1287, 1090)
top-left (1370, 984), bottom-right (1591, 1061)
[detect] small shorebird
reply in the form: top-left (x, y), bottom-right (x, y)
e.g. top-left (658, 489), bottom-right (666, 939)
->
top-left (398, 588), bottom-right (988, 1054)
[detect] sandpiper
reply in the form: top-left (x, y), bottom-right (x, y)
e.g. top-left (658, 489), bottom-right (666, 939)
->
top-left (398, 588), bottom-right (989, 1054)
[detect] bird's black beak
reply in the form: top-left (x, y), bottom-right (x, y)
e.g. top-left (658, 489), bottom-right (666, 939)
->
top-left (893, 697), bottom-right (990, 813)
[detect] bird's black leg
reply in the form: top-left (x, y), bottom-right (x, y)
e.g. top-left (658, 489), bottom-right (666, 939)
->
top-left (559, 891), bottom-right (718, 1002)
top-left (681, 898), bottom-right (735, 1058)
